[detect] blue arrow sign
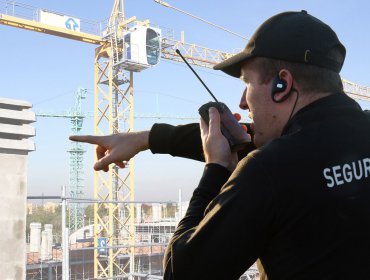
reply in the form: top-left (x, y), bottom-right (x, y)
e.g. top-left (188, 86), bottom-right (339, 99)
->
top-left (65, 18), bottom-right (79, 31)
top-left (98, 237), bottom-right (107, 255)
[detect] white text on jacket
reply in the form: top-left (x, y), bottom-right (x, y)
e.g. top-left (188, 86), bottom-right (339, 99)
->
top-left (323, 157), bottom-right (370, 188)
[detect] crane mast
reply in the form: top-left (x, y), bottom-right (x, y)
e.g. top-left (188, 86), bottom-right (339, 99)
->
top-left (93, 0), bottom-right (136, 277)
top-left (35, 88), bottom-right (88, 233)
top-left (68, 88), bottom-right (87, 233)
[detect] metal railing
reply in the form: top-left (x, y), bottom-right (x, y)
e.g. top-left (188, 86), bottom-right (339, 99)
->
top-left (0, 0), bottom-right (101, 35)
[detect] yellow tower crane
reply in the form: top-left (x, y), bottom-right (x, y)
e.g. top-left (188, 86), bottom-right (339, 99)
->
top-left (0, 1), bottom-right (233, 278)
top-left (1, 1), bottom-right (370, 279)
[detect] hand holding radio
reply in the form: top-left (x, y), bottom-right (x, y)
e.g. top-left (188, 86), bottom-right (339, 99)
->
top-left (198, 102), bottom-right (251, 152)
top-left (200, 107), bottom-right (239, 171)
top-left (175, 49), bottom-right (251, 152)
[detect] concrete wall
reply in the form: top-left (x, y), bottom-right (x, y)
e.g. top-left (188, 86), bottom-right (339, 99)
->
top-left (0, 98), bottom-right (35, 280)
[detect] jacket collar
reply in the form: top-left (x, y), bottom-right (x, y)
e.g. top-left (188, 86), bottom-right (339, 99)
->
top-left (281, 92), bottom-right (363, 136)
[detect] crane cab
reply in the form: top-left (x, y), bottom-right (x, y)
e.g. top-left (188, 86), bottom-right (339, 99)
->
top-left (120, 25), bottom-right (161, 72)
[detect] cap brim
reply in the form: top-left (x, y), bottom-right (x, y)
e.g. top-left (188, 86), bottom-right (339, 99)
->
top-left (213, 51), bottom-right (254, 78)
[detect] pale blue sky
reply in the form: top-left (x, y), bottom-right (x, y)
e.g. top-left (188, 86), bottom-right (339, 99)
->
top-left (1, 0), bottom-right (369, 201)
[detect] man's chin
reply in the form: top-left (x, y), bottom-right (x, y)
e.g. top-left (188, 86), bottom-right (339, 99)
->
top-left (253, 136), bottom-right (263, 148)
top-left (253, 132), bottom-right (270, 148)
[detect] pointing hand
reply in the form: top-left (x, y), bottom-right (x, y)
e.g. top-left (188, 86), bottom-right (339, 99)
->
top-left (69, 131), bottom-right (149, 172)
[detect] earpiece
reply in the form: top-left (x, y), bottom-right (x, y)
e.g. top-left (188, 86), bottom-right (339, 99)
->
top-left (271, 77), bottom-right (289, 103)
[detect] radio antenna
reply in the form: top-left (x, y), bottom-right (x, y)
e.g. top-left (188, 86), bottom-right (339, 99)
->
top-left (175, 49), bottom-right (219, 103)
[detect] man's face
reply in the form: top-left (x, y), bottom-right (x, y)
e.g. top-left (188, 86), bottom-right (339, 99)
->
top-left (239, 63), bottom-right (287, 147)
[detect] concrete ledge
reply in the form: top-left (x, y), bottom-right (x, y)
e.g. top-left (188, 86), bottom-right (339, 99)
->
top-left (0, 98), bottom-right (35, 153)
top-left (0, 123), bottom-right (35, 137)
top-left (0, 108), bottom-right (36, 124)
top-left (0, 98), bottom-right (32, 109)
top-left (0, 138), bottom-right (35, 151)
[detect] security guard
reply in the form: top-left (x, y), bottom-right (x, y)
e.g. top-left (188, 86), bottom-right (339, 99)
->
top-left (159, 11), bottom-right (370, 279)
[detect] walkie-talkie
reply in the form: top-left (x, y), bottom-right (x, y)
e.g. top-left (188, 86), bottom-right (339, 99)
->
top-left (175, 49), bottom-right (251, 152)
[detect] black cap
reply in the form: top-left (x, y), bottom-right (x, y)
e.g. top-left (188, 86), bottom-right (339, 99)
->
top-left (214, 10), bottom-right (346, 77)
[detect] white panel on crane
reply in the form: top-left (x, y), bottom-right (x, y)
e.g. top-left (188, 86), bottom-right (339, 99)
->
top-left (38, 9), bottom-right (81, 32)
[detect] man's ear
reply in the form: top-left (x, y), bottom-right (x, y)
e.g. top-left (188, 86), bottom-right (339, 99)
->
top-left (271, 69), bottom-right (293, 103)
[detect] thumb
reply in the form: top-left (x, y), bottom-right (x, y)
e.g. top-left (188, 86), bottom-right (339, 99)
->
top-left (94, 154), bottom-right (114, 171)
top-left (200, 117), bottom-right (209, 140)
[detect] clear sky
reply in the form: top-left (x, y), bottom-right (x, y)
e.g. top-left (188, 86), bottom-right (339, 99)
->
top-left (1, 0), bottom-right (369, 202)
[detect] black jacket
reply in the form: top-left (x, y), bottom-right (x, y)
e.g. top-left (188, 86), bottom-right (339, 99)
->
top-left (149, 93), bottom-right (370, 280)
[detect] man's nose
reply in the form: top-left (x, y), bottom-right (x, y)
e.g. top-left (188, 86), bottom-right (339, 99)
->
top-left (239, 88), bottom-right (249, 110)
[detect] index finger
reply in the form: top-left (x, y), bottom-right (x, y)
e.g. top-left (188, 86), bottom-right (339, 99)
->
top-left (69, 135), bottom-right (105, 145)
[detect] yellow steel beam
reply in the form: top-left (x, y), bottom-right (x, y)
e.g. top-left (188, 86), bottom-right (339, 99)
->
top-left (0, 14), bottom-right (104, 45)
top-left (342, 78), bottom-right (370, 102)
top-left (118, 16), bottom-right (137, 30)
top-left (161, 36), bottom-right (234, 69)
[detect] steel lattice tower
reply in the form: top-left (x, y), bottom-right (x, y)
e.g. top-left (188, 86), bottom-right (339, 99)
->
top-left (67, 88), bottom-right (87, 232)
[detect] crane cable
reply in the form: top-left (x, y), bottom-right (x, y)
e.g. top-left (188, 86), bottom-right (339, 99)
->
top-left (153, 0), bottom-right (249, 41)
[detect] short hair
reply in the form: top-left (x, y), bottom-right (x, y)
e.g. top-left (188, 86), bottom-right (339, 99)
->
top-left (249, 55), bottom-right (344, 94)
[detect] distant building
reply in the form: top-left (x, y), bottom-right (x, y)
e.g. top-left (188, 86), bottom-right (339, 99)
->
top-left (27, 202), bottom-right (59, 214)
top-left (43, 202), bottom-right (59, 213)
top-left (27, 203), bottom-right (34, 215)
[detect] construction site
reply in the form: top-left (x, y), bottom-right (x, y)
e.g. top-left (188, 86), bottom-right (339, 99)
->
top-left (0, 0), bottom-right (369, 279)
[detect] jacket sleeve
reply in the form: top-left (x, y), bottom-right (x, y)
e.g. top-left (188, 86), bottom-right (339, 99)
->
top-left (163, 155), bottom-right (277, 280)
top-left (148, 123), bottom-right (256, 162)
top-left (149, 123), bottom-right (204, 161)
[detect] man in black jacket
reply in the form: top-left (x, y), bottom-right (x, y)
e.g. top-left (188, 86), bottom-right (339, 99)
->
top-left (71, 11), bottom-right (370, 279)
